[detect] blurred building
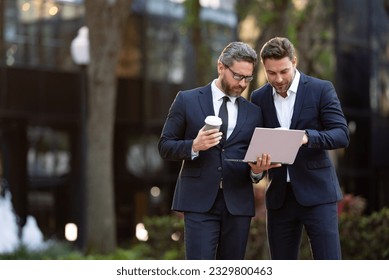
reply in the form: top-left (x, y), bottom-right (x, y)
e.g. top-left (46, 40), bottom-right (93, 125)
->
top-left (0, 0), bottom-right (237, 246)
top-left (1, 0), bottom-right (389, 248)
top-left (335, 0), bottom-right (389, 212)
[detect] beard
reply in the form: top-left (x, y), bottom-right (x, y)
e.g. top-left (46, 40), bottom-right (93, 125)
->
top-left (271, 81), bottom-right (292, 95)
top-left (270, 70), bottom-right (295, 95)
top-left (220, 78), bottom-right (245, 97)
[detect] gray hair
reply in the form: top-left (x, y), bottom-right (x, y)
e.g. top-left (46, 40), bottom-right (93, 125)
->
top-left (218, 42), bottom-right (258, 67)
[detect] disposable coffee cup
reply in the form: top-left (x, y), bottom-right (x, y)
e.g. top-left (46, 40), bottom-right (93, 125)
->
top-left (204, 116), bottom-right (222, 131)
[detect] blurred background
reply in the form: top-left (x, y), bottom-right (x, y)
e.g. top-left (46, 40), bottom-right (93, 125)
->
top-left (0, 0), bottom-right (389, 258)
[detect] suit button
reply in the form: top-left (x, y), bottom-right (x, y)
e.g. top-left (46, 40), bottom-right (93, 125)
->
top-left (217, 167), bottom-right (222, 171)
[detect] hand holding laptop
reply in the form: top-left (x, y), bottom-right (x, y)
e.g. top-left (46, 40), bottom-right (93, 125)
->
top-left (225, 127), bottom-right (305, 164)
top-left (248, 153), bottom-right (282, 174)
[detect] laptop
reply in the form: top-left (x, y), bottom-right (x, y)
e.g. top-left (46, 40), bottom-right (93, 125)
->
top-left (225, 127), bottom-right (305, 164)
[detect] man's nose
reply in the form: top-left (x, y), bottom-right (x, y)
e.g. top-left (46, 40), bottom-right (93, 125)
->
top-left (275, 74), bottom-right (283, 82)
top-left (239, 79), bottom-right (249, 86)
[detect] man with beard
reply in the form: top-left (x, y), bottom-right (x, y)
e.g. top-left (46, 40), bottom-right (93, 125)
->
top-left (159, 42), bottom-right (280, 259)
top-left (251, 37), bottom-right (349, 259)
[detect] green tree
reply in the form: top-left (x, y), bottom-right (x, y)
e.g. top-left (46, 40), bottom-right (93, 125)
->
top-left (236, 0), bottom-right (334, 96)
top-left (183, 0), bottom-right (213, 86)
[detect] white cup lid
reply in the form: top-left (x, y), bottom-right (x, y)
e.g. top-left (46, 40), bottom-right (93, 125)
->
top-left (205, 116), bottom-right (222, 125)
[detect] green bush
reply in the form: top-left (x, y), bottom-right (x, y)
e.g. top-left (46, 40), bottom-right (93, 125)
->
top-left (0, 242), bottom-right (84, 260)
top-left (130, 214), bottom-right (185, 260)
top-left (2, 208), bottom-right (389, 260)
top-left (339, 207), bottom-right (389, 259)
top-left (247, 208), bottom-right (389, 260)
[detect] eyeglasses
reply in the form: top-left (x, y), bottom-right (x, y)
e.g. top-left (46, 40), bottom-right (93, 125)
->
top-left (223, 64), bottom-right (254, 82)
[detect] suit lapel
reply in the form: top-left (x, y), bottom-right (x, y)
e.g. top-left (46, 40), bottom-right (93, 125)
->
top-left (198, 84), bottom-right (215, 117)
top-left (264, 86), bottom-right (281, 127)
top-left (290, 73), bottom-right (307, 129)
top-left (225, 97), bottom-right (247, 144)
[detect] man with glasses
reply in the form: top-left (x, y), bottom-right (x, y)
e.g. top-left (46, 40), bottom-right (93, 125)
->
top-left (159, 42), bottom-right (279, 259)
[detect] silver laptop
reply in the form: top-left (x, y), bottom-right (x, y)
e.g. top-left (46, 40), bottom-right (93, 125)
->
top-left (225, 127), bottom-right (305, 164)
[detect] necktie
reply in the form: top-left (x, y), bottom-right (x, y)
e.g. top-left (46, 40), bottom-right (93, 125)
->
top-left (218, 96), bottom-right (229, 143)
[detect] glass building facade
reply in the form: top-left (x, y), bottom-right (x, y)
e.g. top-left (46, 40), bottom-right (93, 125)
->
top-left (335, 0), bottom-right (389, 212)
top-left (0, 0), bottom-right (238, 245)
top-left (2, 0), bottom-right (389, 246)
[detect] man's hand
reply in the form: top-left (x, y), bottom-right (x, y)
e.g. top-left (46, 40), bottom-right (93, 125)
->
top-left (248, 153), bottom-right (282, 174)
top-left (302, 132), bottom-right (309, 145)
top-left (192, 126), bottom-right (223, 152)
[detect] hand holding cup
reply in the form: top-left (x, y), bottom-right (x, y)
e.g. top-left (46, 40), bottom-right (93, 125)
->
top-left (204, 116), bottom-right (222, 131)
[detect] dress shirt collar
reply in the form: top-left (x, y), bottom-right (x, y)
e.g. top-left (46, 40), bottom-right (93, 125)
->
top-left (272, 69), bottom-right (301, 97)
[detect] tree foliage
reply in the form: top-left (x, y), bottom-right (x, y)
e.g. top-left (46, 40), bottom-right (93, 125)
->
top-left (235, 0), bottom-right (335, 96)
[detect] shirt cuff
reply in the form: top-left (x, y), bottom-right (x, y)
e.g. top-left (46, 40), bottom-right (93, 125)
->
top-left (191, 148), bottom-right (199, 160)
top-left (250, 170), bottom-right (264, 183)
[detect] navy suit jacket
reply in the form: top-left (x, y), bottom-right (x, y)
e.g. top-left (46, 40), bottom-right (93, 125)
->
top-left (251, 72), bottom-right (350, 210)
top-left (159, 83), bottom-right (262, 216)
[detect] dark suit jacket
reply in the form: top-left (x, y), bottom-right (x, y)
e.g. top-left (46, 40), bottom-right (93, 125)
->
top-left (251, 72), bottom-right (350, 210)
top-left (159, 83), bottom-right (262, 216)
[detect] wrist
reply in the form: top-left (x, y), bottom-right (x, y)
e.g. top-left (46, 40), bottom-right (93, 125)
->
top-left (192, 139), bottom-right (199, 153)
top-left (250, 170), bottom-right (264, 183)
top-left (250, 170), bottom-right (262, 176)
top-left (304, 130), bottom-right (309, 145)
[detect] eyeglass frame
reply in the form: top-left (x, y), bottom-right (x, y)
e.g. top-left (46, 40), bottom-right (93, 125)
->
top-left (223, 63), bottom-right (254, 82)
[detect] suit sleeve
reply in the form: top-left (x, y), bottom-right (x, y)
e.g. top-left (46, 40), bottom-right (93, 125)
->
top-left (158, 91), bottom-right (194, 161)
top-left (305, 81), bottom-right (350, 150)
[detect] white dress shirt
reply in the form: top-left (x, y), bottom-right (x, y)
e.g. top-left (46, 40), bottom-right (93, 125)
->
top-left (191, 79), bottom-right (238, 159)
top-left (211, 79), bottom-right (238, 139)
top-left (272, 70), bottom-right (300, 182)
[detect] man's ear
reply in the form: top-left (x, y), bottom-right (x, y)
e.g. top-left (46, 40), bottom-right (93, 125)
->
top-left (217, 61), bottom-right (224, 74)
top-left (292, 56), bottom-right (298, 67)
